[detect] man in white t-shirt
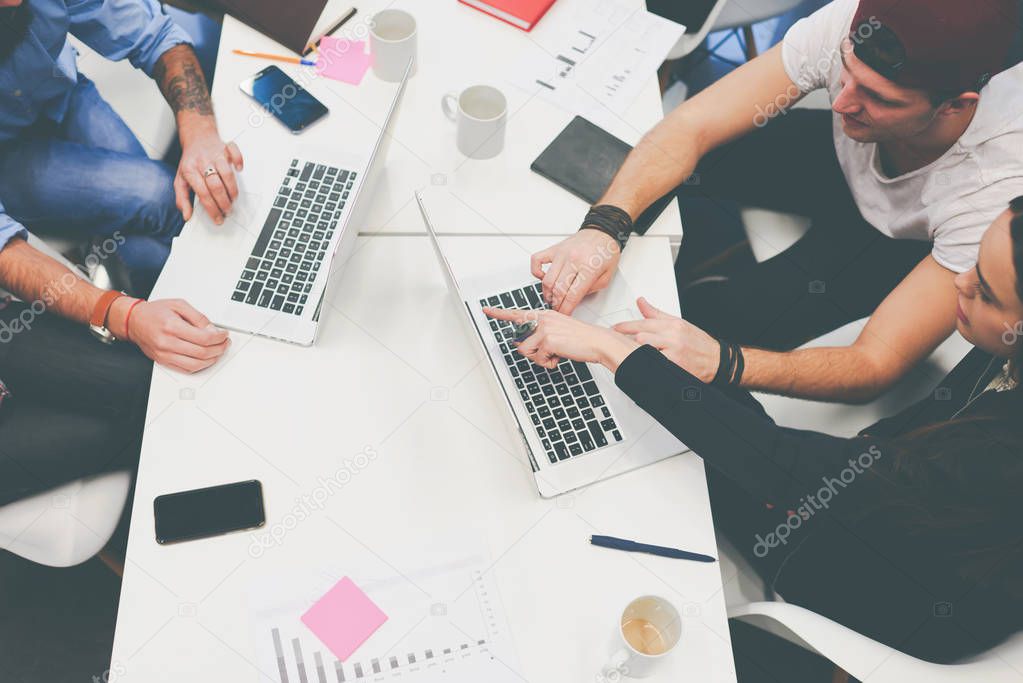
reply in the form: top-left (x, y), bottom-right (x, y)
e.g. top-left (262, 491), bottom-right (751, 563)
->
top-left (529, 0), bottom-right (1023, 402)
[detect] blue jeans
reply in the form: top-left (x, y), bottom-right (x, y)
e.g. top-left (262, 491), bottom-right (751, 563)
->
top-left (0, 74), bottom-right (183, 294)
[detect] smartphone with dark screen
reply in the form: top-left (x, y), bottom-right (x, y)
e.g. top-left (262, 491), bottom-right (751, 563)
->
top-left (154, 480), bottom-right (265, 544)
top-left (239, 65), bottom-right (329, 134)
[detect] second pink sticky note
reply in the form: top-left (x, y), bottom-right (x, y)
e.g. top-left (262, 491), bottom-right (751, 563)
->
top-left (315, 37), bottom-right (372, 85)
top-left (301, 576), bottom-right (388, 661)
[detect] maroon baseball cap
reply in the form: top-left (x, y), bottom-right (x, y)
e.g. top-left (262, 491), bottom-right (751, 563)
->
top-left (850, 0), bottom-right (1019, 94)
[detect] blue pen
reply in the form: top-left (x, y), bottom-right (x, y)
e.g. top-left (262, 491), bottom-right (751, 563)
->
top-left (590, 535), bottom-right (717, 563)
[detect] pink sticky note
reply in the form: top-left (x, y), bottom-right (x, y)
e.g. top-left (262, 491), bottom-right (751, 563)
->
top-left (315, 38), bottom-right (372, 85)
top-left (301, 576), bottom-right (388, 661)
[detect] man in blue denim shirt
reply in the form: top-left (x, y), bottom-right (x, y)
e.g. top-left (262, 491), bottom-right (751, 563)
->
top-left (0, 0), bottom-right (234, 507)
top-left (0, 0), bottom-right (245, 295)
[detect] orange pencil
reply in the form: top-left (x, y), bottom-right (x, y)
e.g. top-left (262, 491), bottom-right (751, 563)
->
top-left (232, 49), bottom-right (316, 66)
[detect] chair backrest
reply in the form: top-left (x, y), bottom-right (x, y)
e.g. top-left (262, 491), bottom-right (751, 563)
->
top-left (657, 0), bottom-right (734, 61)
top-left (0, 472), bottom-right (131, 567)
top-left (731, 601), bottom-right (1023, 683)
top-left (712, 0), bottom-right (808, 32)
top-left (754, 320), bottom-right (972, 437)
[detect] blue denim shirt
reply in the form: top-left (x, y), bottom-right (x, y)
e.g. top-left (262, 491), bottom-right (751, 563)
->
top-left (0, 0), bottom-right (192, 252)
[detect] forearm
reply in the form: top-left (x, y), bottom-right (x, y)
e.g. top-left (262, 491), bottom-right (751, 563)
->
top-left (739, 257), bottom-right (958, 402)
top-left (600, 45), bottom-right (795, 221)
top-left (598, 110), bottom-right (703, 220)
top-left (153, 44), bottom-right (216, 144)
top-left (741, 345), bottom-right (894, 403)
top-left (615, 345), bottom-right (876, 506)
top-left (0, 239), bottom-right (135, 338)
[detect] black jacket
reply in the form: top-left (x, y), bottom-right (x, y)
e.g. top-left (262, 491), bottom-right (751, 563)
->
top-left (615, 345), bottom-right (1022, 663)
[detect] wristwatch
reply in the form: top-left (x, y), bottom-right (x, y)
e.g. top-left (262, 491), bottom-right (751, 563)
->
top-left (89, 290), bottom-right (126, 344)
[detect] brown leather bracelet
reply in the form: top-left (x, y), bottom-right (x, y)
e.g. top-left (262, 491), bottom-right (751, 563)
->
top-left (89, 290), bottom-right (126, 344)
top-left (90, 290), bottom-right (123, 328)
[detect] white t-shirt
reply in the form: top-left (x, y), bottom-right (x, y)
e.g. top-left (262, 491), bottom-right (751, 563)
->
top-left (781, 0), bottom-right (1023, 273)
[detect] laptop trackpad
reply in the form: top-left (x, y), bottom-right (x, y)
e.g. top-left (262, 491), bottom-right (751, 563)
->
top-left (574, 273), bottom-right (640, 328)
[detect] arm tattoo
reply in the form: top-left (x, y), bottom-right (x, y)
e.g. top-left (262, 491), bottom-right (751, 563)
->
top-left (154, 45), bottom-right (214, 116)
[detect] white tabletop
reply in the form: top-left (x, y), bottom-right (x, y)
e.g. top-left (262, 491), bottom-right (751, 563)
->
top-left (110, 234), bottom-right (735, 682)
top-left (209, 0), bottom-right (682, 239)
top-left (110, 3), bottom-right (733, 680)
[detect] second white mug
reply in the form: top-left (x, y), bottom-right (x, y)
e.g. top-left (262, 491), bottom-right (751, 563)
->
top-left (603, 595), bottom-right (682, 679)
top-left (441, 85), bottom-right (507, 160)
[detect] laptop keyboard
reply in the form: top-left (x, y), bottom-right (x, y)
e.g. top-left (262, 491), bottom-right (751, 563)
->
top-left (480, 282), bottom-right (624, 465)
top-left (230, 158), bottom-right (355, 315)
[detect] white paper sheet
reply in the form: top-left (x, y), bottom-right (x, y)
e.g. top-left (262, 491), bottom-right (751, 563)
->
top-left (505, 0), bottom-right (685, 124)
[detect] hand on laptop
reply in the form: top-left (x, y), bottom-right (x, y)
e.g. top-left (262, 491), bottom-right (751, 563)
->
top-left (612, 298), bottom-right (720, 383)
top-left (530, 230), bottom-right (620, 314)
top-left (484, 306), bottom-right (638, 372)
top-left (112, 298), bottom-right (231, 373)
top-left (175, 122), bottom-right (245, 226)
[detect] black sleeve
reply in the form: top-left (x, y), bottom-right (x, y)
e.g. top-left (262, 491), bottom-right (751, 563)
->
top-left (614, 345), bottom-right (892, 514)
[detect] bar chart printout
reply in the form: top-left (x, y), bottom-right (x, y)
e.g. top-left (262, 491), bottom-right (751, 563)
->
top-left (505, 0), bottom-right (685, 122)
top-left (249, 545), bottom-right (522, 682)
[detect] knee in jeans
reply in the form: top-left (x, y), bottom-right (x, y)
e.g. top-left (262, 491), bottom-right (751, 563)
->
top-left (125, 161), bottom-right (183, 241)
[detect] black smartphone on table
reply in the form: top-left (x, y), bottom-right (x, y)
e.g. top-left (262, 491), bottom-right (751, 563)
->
top-left (239, 65), bottom-right (329, 134)
top-left (154, 479), bottom-right (266, 545)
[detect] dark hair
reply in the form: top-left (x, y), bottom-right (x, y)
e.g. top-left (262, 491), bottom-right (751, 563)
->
top-left (867, 197), bottom-right (1023, 597)
top-left (1010, 196), bottom-right (1023, 305)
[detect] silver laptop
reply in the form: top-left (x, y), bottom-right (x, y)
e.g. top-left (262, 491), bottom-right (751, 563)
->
top-left (415, 192), bottom-right (687, 497)
top-left (182, 61), bottom-right (411, 346)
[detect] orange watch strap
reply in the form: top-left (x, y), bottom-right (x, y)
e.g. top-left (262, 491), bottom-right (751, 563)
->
top-left (90, 290), bottom-right (124, 329)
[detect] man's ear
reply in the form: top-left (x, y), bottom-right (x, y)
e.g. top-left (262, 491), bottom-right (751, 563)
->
top-left (938, 92), bottom-right (980, 116)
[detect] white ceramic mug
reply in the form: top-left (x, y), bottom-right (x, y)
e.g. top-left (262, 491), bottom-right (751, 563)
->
top-left (370, 9), bottom-right (417, 82)
top-left (441, 85), bottom-right (507, 160)
top-left (603, 595), bottom-right (681, 679)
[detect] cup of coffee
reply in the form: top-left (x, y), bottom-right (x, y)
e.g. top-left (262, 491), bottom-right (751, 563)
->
top-left (603, 595), bottom-right (681, 679)
top-left (441, 85), bottom-right (507, 160)
top-left (370, 9), bottom-right (417, 82)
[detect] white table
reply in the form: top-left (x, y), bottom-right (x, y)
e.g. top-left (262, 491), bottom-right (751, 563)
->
top-left (209, 0), bottom-right (683, 240)
top-left (111, 233), bottom-right (735, 682)
top-left (110, 3), bottom-right (734, 681)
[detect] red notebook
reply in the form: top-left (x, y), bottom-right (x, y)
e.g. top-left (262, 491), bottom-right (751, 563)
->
top-left (458, 0), bottom-right (558, 31)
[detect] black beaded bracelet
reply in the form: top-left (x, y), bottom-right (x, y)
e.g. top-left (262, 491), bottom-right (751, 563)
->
top-left (580, 204), bottom-right (633, 250)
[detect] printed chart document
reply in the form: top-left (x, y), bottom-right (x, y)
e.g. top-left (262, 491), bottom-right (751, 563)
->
top-left (248, 540), bottom-right (522, 682)
top-left (505, 0), bottom-right (685, 123)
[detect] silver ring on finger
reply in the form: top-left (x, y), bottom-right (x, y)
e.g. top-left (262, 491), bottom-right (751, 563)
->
top-left (204, 166), bottom-right (217, 178)
top-left (512, 320), bottom-right (538, 342)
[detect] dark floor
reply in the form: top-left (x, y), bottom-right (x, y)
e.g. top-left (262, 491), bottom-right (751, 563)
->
top-left (0, 552), bottom-right (121, 683)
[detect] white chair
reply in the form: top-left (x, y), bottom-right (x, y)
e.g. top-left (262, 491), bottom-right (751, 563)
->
top-left (658, 0), bottom-right (806, 91)
top-left (0, 39), bottom-right (175, 568)
top-left (729, 601), bottom-right (1023, 682)
top-left (0, 235), bottom-right (134, 569)
top-left (0, 473), bottom-right (132, 568)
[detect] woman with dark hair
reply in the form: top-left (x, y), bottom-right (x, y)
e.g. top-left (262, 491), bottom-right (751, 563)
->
top-left (486, 197), bottom-right (1023, 663)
